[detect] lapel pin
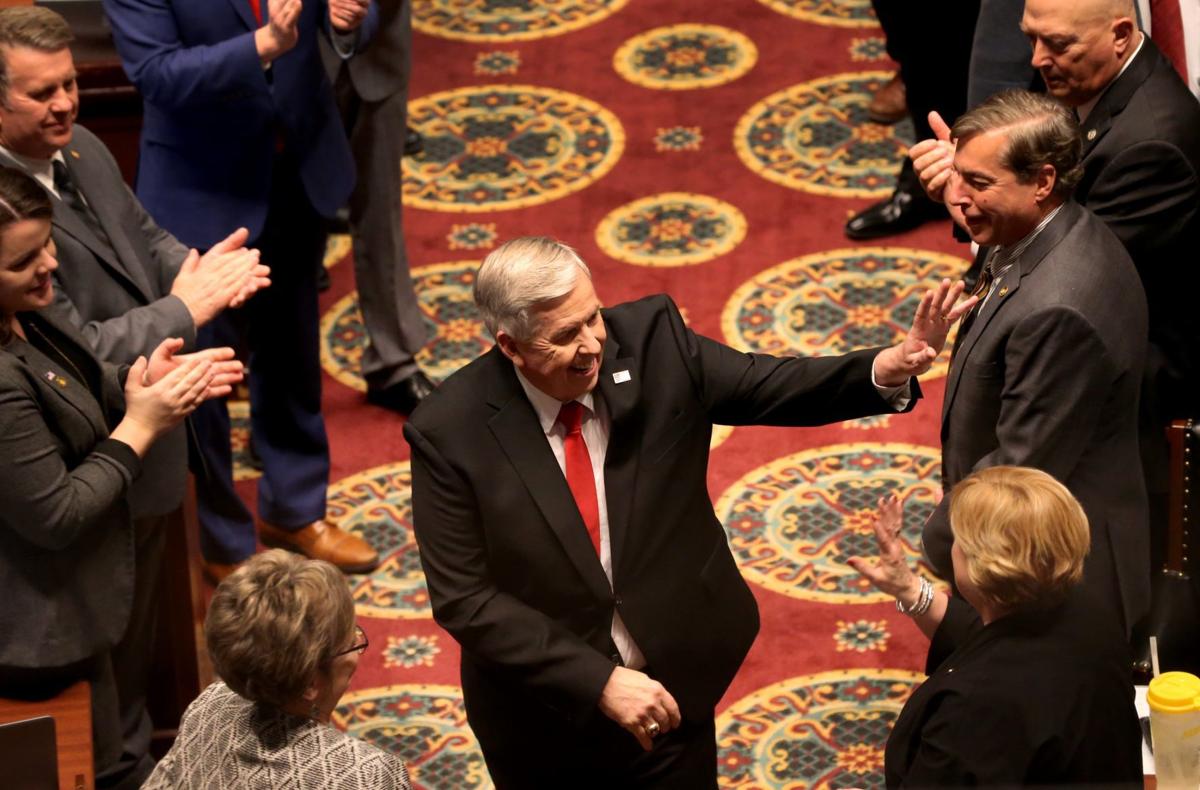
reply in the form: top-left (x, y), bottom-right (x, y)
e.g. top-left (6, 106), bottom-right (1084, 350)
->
top-left (45, 370), bottom-right (67, 387)
top-left (1086, 129), bottom-right (1097, 141)
top-left (612, 370), bottom-right (631, 384)
top-left (69, 149), bottom-right (81, 159)
top-left (998, 286), bottom-right (1009, 297)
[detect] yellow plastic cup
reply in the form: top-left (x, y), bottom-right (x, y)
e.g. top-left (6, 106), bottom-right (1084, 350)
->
top-left (1148, 672), bottom-right (1200, 789)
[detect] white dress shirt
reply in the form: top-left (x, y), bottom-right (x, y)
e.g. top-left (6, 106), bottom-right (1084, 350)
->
top-left (0, 144), bottom-right (66, 199)
top-left (514, 370), bottom-right (648, 670)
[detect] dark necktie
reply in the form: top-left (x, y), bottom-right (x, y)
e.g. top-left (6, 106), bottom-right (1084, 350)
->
top-left (558, 401), bottom-right (601, 557)
top-left (52, 160), bottom-right (110, 247)
top-left (954, 249), bottom-right (1005, 352)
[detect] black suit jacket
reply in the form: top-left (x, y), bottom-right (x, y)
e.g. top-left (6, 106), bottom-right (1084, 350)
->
top-left (924, 202), bottom-right (1149, 632)
top-left (885, 592), bottom-right (1142, 788)
top-left (405, 294), bottom-right (916, 753)
top-left (1075, 38), bottom-right (1200, 422)
top-left (0, 309), bottom-right (140, 669)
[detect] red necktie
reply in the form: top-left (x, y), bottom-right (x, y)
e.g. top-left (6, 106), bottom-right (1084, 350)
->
top-left (558, 401), bottom-right (601, 557)
top-left (1150, 0), bottom-right (1188, 82)
top-left (249, 0), bottom-right (263, 25)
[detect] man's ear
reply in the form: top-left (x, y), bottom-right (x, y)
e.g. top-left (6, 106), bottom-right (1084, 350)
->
top-left (1034, 163), bottom-right (1057, 202)
top-left (1111, 16), bottom-right (1136, 57)
top-left (495, 331), bottom-right (524, 368)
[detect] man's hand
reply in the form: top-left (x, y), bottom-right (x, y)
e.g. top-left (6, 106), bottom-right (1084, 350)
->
top-left (255, 0), bottom-right (302, 63)
top-left (146, 338), bottom-right (244, 400)
top-left (908, 111), bottom-right (955, 204)
top-left (598, 666), bottom-right (682, 752)
top-left (872, 278), bottom-right (977, 386)
top-left (328, 0), bottom-right (369, 32)
top-left (170, 228), bottom-right (269, 327)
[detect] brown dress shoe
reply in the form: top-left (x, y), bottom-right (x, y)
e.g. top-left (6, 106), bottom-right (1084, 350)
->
top-left (258, 519), bottom-right (380, 573)
top-left (202, 560), bottom-right (242, 585)
top-left (868, 73), bottom-right (907, 124)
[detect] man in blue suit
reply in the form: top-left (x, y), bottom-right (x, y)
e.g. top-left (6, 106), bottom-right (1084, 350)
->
top-left (103, 0), bottom-right (381, 577)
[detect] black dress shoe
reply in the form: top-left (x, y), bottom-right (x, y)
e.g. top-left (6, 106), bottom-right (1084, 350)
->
top-left (844, 188), bottom-right (948, 241)
top-left (404, 126), bottom-right (424, 157)
top-left (366, 370), bottom-right (436, 414)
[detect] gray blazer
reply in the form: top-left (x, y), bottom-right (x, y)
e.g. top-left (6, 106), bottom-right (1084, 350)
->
top-left (0, 125), bottom-right (193, 518)
top-left (321, 0), bottom-right (409, 101)
top-left (0, 309), bottom-right (140, 669)
top-left (923, 201), bottom-right (1150, 634)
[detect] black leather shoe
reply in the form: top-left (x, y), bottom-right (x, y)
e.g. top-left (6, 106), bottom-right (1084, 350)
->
top-left (404, 126), bottom-right (424, 157)
top-left (844, 188), bottom-right (948, 240)
top-left (366, 371), bottom-right (436, 414)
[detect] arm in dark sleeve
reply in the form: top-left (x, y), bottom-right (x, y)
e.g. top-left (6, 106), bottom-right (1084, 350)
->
top-left (102, 0), bottom-right (269, 109)
top-left (405, 422), bottom-right (618, 724)
top-left (659, 295), bottom-right (919, 425)
top-left (899, 690), bottom-right (1029, 788)
top-left (0, 381), bottom-right (140, 551)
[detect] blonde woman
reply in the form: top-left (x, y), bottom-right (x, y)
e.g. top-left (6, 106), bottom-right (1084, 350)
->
top-left (851, 466), bottom-right (1142, 787)
top-left (145, 550), bottom-right (410, 789)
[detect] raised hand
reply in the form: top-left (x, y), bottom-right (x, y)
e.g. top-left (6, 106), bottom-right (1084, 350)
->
top-left (146, 338), bottom-right (244, 400)
top-left (846, 494), bottom-right (920, 600)
top-left (256, 0), bottom-right (302, 62)
top-left (598, 666), bottom-right (683, 751)
top-left (328, 0), bottom-right (369, 32)
top-left (872, 278), bottom-right (977, 385)
top-left (908, 111), bottom-right (956, 204)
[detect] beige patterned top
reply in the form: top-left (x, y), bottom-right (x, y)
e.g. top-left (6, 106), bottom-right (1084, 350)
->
top-left (143, 682), bottom-right (411, 790)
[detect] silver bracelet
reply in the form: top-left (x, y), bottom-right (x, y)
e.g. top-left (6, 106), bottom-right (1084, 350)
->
top-left (895, 577), bottom-right (934, 617)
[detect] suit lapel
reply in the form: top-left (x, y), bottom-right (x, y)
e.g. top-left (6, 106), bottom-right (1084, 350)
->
top-left (58, 147), bottom-right (156, 304)
top-left (485, 353), bottom-right (613, 600)
top-left (226, 0), bottom-right (259, 30)
top-left (596, 331), bottom-right (639, 574)
top-left (942, 202), bottom-right (1081, 424)
top-left (8, 323), bottom-right (108, 437)
top-left (1079, 37), bottom-right (1160, 159)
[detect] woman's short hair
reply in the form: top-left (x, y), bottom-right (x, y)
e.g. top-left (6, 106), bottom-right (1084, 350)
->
top-left (204, 549), bottom-right (355, 708)
top-left (951, 89), bottom-right (1083, 198)
top-left (949, 466), bottom-right (1090, 610)
top-left (473, 236), bottom-right (591, 342)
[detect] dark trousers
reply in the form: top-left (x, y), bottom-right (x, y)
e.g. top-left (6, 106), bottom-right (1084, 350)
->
top-left (190, 154), bottom-right (331, 563)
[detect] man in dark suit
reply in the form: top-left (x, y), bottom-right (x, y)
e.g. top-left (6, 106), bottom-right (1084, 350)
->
top-left (912, 0), bottom-right (1200, 574)
top-left (103, 0), bottom-right (382, 576)
top-left (320, 0), bottom-right (433, 414)
top-left (921, 90), bottom-right (1149, 636)
top-left (405, 237), bottom-right (973, 788)
top-left (0, 8), bottom-right (266, 784)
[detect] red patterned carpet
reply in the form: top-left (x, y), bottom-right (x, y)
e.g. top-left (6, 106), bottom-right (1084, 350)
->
top-left (230, 1), bottom-right (975, 786)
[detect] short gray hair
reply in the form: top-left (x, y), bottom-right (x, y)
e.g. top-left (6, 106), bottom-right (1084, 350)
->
top-left (952, 89), bottom-right (1083, 198)
top-left (0, 8), bottom-right (73, 104)
top-left (474, 236), bottom-right (591, 341)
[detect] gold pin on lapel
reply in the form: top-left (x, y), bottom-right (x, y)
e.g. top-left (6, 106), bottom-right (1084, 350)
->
top-left (998, 286), bottom-right (1009, 297)
top-left (70, 149), bottom-right (80, 159)
top-left (1086, 129), bottom-right (1097, 141)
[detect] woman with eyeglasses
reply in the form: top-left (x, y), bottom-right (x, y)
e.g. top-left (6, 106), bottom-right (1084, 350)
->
top-left (143, 549), bottom-right (411, 789)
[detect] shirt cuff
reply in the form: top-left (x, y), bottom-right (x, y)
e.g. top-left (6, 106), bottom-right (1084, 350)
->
top-left (871, 364), bottom-right (913, 411)
top-left (331, 28), bottom-right (357, 58)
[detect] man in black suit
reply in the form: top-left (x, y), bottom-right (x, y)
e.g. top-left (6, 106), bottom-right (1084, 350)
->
top-left (405, 237), bottom-right (973, 788)
top-left (922, 90), bottom-right (1149, 636)
top-left (912, 0), bottom-right (1200, 574)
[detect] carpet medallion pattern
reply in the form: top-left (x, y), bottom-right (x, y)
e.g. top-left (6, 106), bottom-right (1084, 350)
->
top-left (335, 685), bottom-right (493, 789)
top-left (404, 85), bottom-right (625, 212)
top-left (715, 443), bottom-right (941, 603)
top-left (721, 247), bottom-right (968, 381)
top-left (754, 0), bottom-right (877, 28)
top-left (412, 0), bottom-right (627, 42)
top-left (612, 24), bottom-right (758, 90)
top-left (734, 72), bottom-right (916, 197)
top-left (716, 670), bottom-right (923, 788)
top-left (595, 192), bottom-right (748, 267)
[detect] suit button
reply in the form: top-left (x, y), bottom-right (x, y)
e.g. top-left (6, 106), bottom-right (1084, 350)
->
top-left (614, 596), bottom-right (623, 606)
top-left (611, 653), bottom-right (622, 664)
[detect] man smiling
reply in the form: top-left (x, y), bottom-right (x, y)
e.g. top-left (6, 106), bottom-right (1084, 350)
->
top-left (925, 90), bottom-right (1149, 638)
top-left (404, 236), bottom-right (973, 788)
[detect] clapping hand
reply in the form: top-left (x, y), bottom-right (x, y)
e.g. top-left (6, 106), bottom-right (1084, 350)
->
top-left (256, 0), bottom-right (302, 62)
top-left (328, 0), bottom-right (369, 32)
top-left (146, 338), bottom-right (244, 401)
top-left (871, 278), bottom-right (977, 386)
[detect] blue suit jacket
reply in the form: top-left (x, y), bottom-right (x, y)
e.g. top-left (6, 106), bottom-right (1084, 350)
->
top-left (103, 0), bottom-right (376, 248)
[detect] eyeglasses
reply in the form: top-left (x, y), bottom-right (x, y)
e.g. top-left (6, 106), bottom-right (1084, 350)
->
top-left (334, 624), bottom-right (369, 657)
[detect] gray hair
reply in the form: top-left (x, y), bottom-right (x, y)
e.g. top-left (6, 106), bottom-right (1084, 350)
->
top-left (952, 89), bottom-right (1083, 198)
top-left (474, 236), bottom-right (591, 341)
top-left (0, 8), bottom-right (73, 105)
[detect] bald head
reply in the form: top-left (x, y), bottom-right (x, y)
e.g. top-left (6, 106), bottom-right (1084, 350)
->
top-left (1021, 0), bottom-right (1140, 107)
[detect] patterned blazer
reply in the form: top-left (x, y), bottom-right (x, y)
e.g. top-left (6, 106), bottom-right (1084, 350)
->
top-left (143, 682), bottom-right (411, 789)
